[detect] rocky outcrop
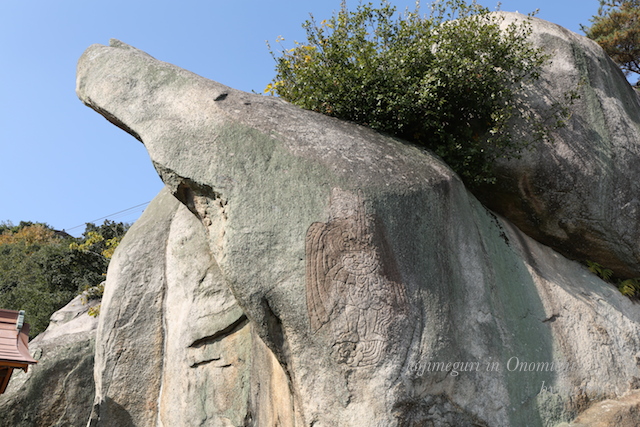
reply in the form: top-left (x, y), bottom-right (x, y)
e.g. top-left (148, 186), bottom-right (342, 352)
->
top-left (0, 295), bottom-right (98, 427)
top-left (478, 13), bottom-right (640, 279)
top-left (558, 390), bottom-right (640, 427)
top-left (88, 187), bottom-right (298, 427)
top-left (75, 13), bottom-right (640, 427)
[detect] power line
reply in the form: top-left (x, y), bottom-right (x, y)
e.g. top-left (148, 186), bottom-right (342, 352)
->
top-left (65, 201), bottom-right (151, 232)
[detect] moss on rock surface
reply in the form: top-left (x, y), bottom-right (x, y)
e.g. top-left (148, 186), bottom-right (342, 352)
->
top-left (75, 14), bottom-right (640, 426)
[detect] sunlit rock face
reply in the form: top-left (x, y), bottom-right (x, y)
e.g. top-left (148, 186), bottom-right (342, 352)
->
top-left (479, 12), bottom-right (640, 280)
top-left (86, 188), bottom-right (297, 427)
top-left (75, 13), bottom-right (640, 427)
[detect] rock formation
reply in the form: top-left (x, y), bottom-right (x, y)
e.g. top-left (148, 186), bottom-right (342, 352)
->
top-left (557, 390), bottom-right (640, 427)
top-left (478, 13), bottom-right (640, 279)
top-left (87, 187), bottom-right (298, 427)
top-left (72, 13), bottom-right (640, 427)
top-left (0, 295), bottom-right (98, 427)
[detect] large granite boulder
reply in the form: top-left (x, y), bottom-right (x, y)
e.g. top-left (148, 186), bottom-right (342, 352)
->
top-left (88, 187), bottom-right (298, 427)
top-left (477, 13), bottom-right (640, 279)
top-left (76, 14), bottom-right (640, 427)
top-left (0, 295), bottom-right (98, 427)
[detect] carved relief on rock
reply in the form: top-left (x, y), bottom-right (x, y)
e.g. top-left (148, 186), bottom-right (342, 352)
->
top-left (306, 188), bottom-right (408, 367)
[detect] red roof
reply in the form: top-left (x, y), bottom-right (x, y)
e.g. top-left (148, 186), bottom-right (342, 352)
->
top-left (0, 309), bottom-right (37, 394)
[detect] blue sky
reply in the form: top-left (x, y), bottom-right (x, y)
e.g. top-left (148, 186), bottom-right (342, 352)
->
top-left (1, 0), bottom-right (600, 236)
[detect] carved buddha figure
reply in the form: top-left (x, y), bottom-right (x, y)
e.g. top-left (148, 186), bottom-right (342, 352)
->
top-left (306, 188), bottom-right (407, 367)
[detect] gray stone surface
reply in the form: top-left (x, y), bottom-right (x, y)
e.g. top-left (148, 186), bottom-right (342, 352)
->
top-left (478, 13), bottom-right (640, 279)
top-left (157, 189), bottom-right (298, 427)
top-left (0, 295), bottom-right (98, 427)
top-left (557, 390), bottom-right (640, 427)
top-left (88, 188), bottom-right (176, 427)
top-left (89, 187), bottom-right (298, 427)
top-left (76, 14), bottom-right (640, 427)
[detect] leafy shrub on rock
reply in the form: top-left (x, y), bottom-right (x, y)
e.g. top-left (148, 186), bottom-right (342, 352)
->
top-left (267, 0), bottom-right (567, 186)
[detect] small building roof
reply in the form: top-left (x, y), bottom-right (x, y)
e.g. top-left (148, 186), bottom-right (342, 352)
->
top-left (0, 309), bottom-right (36, 366)
top-left (0, 309), bottom-right (37, 394)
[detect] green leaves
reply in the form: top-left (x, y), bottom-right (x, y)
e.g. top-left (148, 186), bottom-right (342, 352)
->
top-left (0, 220), bottom-right (128, 336)
top-left (586, 260), bottom-right (640, 299)
top-left (587, 260), bottom-right (614, 281)
top-left (618, 278), bottom-right (640, 297)
top-left (583, 0), bottom-right (640, 77)
top-left (0, 235), bottom-right (80, 336)
top-left (267, 0), bottom-right (562, 186)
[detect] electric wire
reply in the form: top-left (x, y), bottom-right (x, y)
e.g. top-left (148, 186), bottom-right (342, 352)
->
top-left (65, 201), bottom-right (151, 232)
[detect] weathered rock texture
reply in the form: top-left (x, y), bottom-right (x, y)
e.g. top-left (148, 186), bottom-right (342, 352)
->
top-left (558, 390), bottom-right (640, 427)
top-left (478, 13), bottom-right (640, 279)
top-left (0, 295), bottom-right (98, 427)
top-left (76, 13), bottom-right (640, 427)
top-left (88, 187), bottom-right (298, 427)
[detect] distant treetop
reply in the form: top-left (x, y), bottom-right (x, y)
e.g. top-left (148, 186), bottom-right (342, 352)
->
top-left (583, 0), bottom-right (640, 81)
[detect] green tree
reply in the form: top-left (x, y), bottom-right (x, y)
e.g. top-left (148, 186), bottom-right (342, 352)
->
top-left (0, 224), bottom-right (76, 335)
top-left (70, 220), bottom-right (128, 261)
top-left (0, 220), bottom-right (129, 336)
top-left (267, 0), bottom-right (569, 186)
top-left (70, 220), bottom-right (129, 317)
top-left (583, 1), bottom-right (640, 78)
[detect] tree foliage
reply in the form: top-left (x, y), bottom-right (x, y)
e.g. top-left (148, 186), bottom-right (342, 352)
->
top-left (0, 222), bottom-right (56, 245)
top-left (583, 0), bottom-right (640, 78)
top-left (267, 0), bottom-right (568, 185)
top-left (0, 220), bottom-right (129, 336)
top-left (70, 220), bottom-right (127, 260)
